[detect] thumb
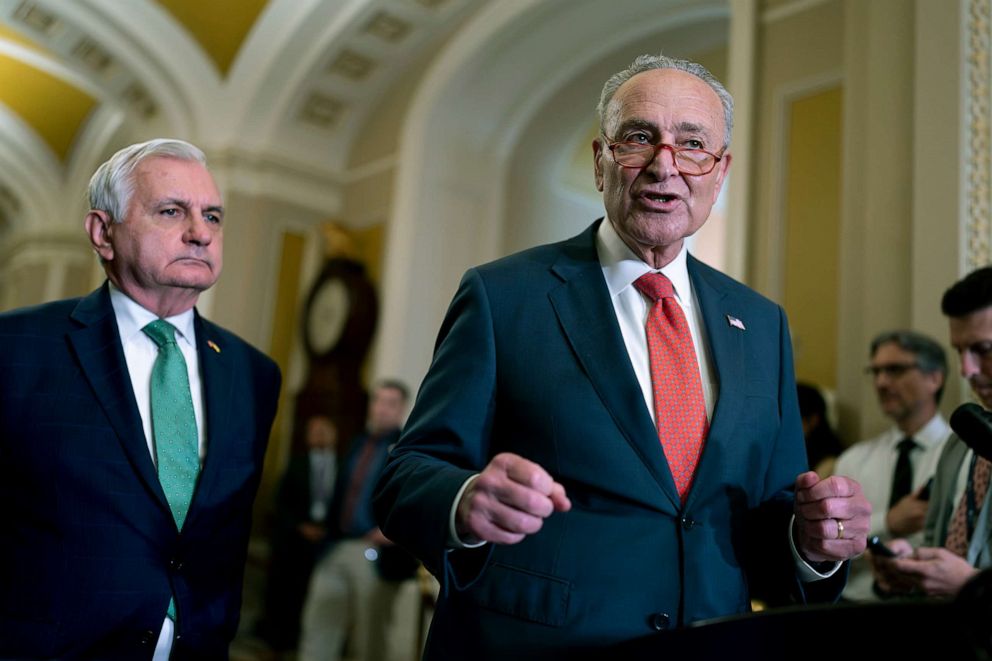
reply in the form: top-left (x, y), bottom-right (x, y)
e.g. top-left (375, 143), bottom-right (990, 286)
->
top-left (550, 482), bottom-right (571, 512)
top-left (794, 470), bottom-right (820, 491)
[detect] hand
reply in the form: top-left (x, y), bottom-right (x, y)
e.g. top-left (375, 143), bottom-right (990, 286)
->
top-left (297, 522), bottom-right (327, 543)
top-left (455, 452), bottom-right (571, 545)
top-left (793, 471), bottom-right (871, 562)
top-left (363, 527), bottom-right (392, 547)
top-left (869, 537), bottom-right (916, 594)
top-left (885, 484), bottom-right (930, 537)
top-left (891, 546), bottom-right (980, 597)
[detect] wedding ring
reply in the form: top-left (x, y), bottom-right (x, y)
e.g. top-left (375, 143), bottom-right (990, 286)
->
top-left (836, 519), bottom-right (845, 540)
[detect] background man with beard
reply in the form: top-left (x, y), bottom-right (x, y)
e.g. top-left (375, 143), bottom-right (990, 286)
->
top-left (373, 54), bottom-right (871, 659)
top-left (874, 267), bottom-right (992, 597)
top-left (833, 330), bottom-right (949, 601)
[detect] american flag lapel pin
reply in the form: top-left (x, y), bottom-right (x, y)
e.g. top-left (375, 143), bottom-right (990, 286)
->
top-left (207, 340), bottom-right (221, 353)
top-left (726, 315), bottom-right (746, 331)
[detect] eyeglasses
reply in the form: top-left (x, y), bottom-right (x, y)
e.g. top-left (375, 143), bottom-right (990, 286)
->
top-left (605, 140), bottom-right (723, 175)
top-left (864, 363), bottom-right (920, 378)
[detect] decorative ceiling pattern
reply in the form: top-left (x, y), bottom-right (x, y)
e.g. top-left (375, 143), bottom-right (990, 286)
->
top-left (0, 0), bottom-right (478, 210)
top-left (154, 0), bottom-right (270, 76)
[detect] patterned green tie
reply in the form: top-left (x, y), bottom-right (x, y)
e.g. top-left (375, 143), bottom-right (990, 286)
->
top-left (143, 319), bottom-right (200, 620)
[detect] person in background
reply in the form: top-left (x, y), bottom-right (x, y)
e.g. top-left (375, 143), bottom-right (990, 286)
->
top-left (797, 382), bottom-right (844, 478)
top-left (833, 330), bottom-right (949, 602)
top-left (874, 268), bottom-right (992, 598)
top-left (299, 380), bottom-right (412, 661)
top-left (0, 139), bottom-right (281, 659)
top-left (372, 53), bottom-right (871, 660)
top-left (257, 415), bottom-right (339, 656)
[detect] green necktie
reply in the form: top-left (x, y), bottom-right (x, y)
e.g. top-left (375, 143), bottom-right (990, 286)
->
top-left (143, 319), bottom-right (201, 620)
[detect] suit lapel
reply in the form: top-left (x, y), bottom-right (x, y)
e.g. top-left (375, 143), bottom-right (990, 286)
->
top-left (184, 314), bottom-right (236, 526)
top-left (67, 285), bottom-right (170, 512)
top-left (548, 224), bottom-right (680, 509)
top-left (684, 256), bottom-right (745, 507)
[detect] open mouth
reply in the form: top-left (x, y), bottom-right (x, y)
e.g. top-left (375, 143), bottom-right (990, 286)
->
top-left (643, 192), bottom-right (679, 203)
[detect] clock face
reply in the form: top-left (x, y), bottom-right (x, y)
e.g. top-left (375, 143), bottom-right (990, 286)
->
top-left (307, 278), bottom-right (350, 355)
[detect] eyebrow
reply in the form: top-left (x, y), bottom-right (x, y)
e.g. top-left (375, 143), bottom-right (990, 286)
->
top-left (612, 119), bottom-right (714, 139)
top-left (157, 198), bottom-right (225, 215)
top-left (613, 118), bottom-right (657, 136)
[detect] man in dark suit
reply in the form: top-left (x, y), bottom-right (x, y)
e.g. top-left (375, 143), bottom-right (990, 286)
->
top-left (256, 415), bottom-right (339, 654)
top-left (299, 380), bottom-right (412, 661)
top-left (0, 139), bottom-right (281, 659)
top-left (373, 54), bottom-right (871, 659)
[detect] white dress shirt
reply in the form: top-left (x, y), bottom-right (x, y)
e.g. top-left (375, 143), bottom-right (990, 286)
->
top-left (833, 413), bottom-right (952, 601)
top-left (596, 217), bottom-right (716, 421)
top-left (449, 221), bottom-right (837, 582)
top-left (109, 284), bottom-right (207, 660)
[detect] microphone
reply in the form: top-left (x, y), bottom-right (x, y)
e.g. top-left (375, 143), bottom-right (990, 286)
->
top-left (950, 402), bottom-right (992, 462)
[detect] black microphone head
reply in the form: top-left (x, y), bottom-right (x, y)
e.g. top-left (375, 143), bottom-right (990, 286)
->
top-left (950, 402), bottom-right (992, 462)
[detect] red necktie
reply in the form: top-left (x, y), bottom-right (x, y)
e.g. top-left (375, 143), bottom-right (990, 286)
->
top-left (339, 436), bottom-right (379, 534)
top-left (633, 273), bottom-right (708, 502)
top-left (945, 455), bottom-right (992, 557)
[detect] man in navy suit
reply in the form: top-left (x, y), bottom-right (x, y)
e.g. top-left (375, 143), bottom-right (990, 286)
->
top-left (0, 139), bottom-right (280, 659)
top-left (373, 54), bottom-right (871, 659)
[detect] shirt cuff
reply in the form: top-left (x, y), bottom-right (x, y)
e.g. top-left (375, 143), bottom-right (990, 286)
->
top-left (448, 474), bottom-right (487, 549)
top-left (790, 514), bottom-right (841, 581)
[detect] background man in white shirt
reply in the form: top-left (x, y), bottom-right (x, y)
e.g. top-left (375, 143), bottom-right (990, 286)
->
top-left (834, 330), bottom-right (949, 601)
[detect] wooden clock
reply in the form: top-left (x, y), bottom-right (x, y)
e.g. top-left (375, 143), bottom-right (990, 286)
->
top-left (293, 257), bottom-right (378, 453)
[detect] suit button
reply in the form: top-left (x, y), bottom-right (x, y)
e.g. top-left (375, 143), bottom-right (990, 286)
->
top-left (681, 516), bottom-right (695, 530)
top-left (140, 630), bottom-right (156, 645)
top-left (650, 613), bottom-right (670, 631)
top-left (169, 558), bottom-right (184, 571)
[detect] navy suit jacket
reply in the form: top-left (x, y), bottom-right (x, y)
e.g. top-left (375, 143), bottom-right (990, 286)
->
top-left (374, 221), bottom-right (843, 659)
top-left (0, 284), bottom-right (280, 659)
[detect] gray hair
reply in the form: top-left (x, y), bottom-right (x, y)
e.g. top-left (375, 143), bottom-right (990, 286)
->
top-left (597, 54), bottom-right (734, 150)
top-left (870, 329), bottom-right (948, 403)
top-left (88, 138), bottom-right (207, 223)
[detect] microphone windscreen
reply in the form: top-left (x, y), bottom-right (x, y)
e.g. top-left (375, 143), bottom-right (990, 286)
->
top-left (950, 402), bottom-right (992, 462)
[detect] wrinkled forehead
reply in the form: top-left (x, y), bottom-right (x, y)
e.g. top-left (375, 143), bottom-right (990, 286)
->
top-left (604, 68), bottom-right (724, 138)
top-left (131, 156), bottom-right (222, 203)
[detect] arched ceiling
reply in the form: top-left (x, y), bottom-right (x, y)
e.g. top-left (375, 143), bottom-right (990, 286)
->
top-left (0, 0), bottom-right (482, 188)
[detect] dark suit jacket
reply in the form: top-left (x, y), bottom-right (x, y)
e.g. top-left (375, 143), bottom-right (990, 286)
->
top-left (374, 221), bottom-right (843, 659)
top-left (259, 452), bottom-right (334, 649)
top-left (924, 432), bottom-right (970, 548)
top-left (0, 284), bottom-right (280, 659)
top-left (329, 429), bottom-right (400, 541)
top-left (272, 452), bottom-right (334, 539)
top-left (923, 432), bottom-right (992, 568)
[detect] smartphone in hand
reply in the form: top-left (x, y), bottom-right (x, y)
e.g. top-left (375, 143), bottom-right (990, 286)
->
top-left (867, 535), bottom-right (898, 558)
top-left (918, 477), bottom-right (934, 501)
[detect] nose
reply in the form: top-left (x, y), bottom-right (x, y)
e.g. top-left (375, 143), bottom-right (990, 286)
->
top-left (184, 213), bottom-right (214, 246)
top-left (961, 351), bottom-right (981, 379)
top-left (872, 370), bottom-right (891, 388)
top-left (646, 144), bottom-right (681, 178)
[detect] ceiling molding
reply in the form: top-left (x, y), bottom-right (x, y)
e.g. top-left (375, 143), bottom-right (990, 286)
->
top-left (209, 147), bottom-right (344, 216)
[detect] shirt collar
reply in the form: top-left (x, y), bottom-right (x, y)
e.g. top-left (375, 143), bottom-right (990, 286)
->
top-left (596, 216), bottom-right (693, 304)
top-left (108, 282), bottom-right (196, 348)
top-left (901, 413), bottom-right (950, 448)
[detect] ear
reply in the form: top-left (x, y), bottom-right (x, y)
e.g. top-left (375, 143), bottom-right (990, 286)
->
top-left (84, 210), bottom-right (115, 261)
top-left (710, 151), bottom-right (732, 203)
top-left (926, 369), bottom-right (945, 397)
top-left (593, 138), bottom-right (605, 192)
